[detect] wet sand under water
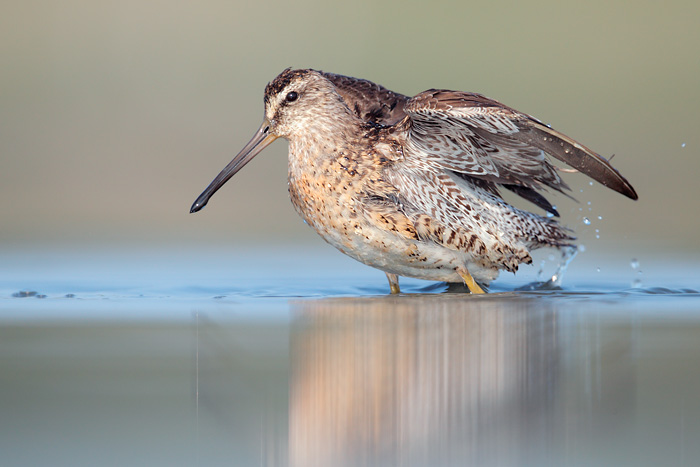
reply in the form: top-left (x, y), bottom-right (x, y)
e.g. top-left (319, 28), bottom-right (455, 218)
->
top-left (1, 246), bottom-right (700, 466)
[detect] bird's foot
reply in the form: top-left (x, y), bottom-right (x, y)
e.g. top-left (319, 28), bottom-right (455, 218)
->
top-left (385, 272), bottom-right (401, 294)
top-left (457, 267), bottom-right (486, 294)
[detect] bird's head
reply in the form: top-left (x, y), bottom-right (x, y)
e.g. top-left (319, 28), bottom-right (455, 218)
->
top-left (190, 68), bottom-right (343, 213)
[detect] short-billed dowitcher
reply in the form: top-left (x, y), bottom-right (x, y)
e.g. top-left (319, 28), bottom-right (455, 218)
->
top-left (191, 69), bottom-right (637, 294)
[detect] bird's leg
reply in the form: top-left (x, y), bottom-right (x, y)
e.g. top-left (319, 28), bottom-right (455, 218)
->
top-left (457, 267), bottom-right (486, 294)
top-left (385, 272), bottom-right (401, 294)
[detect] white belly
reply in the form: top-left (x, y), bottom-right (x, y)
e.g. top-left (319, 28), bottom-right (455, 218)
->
top-left (309, 212), bottom-right (501, 284)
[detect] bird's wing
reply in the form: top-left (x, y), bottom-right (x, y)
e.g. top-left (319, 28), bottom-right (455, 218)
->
top-left (319, 71), bottom-right (410, 126)
top-left (401, 89), bottom-right (638, 200)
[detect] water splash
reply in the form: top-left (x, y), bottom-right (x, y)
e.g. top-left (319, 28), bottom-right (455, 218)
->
top-left (546, 246), bottom-right (578, 288)
top-left (536, 259), bottom-right (547, 280)
top-left (631, 258), bottom-right (643, 288)
top-left (583, 217), bottom-right (591, 225)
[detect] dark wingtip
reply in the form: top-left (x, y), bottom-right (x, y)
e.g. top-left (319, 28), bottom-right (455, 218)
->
top-left (594, 165), bottom-right (638, 200)
top-left (622, 184), bottom-right (639, 201)
top-left (518, 123), bottom-right (639, 201)
top-left (503, 184), bottom-right (561, 217)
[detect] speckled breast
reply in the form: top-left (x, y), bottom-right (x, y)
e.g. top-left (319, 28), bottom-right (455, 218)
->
top-left (286, 149), bottom-right (498, 284)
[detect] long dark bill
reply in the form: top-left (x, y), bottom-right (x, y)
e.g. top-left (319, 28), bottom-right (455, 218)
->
top-left (190, 120), bottom-right (277, 213)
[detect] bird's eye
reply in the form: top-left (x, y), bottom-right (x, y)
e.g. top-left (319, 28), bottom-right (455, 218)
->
top-left (285, 91), bottom-right (298, 102)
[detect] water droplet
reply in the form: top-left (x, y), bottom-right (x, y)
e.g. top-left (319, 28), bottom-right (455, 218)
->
top-left (632, 278), bottom-right (642, 288)
top-left (681, 143), bottom-right (686, 148)
top-left (577, 244), bottom-right (586, 253)
top-left (595, 234), bottom-right (600, 239)
top-left (589, 181), bottom-right (593, 186)
top-left (595, 229), bottom-right (599, 233)
top-left (597, 215), bottom-right (602, 220)
top-left (596, 267), bottom-right (601, 273)
top-left (630, 258), bottom-right (639, 269)
top-left (587, 201), bottom-right (591, 206)
top-left (583, 217), bottom-right (591, 225)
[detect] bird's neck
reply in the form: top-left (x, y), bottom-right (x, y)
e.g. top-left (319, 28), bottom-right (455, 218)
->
top-left (288, 101), bottom-right (366, 163)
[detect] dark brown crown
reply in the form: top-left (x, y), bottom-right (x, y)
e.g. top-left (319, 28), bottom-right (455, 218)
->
top-left (264, 68), bottom-right (311, 104)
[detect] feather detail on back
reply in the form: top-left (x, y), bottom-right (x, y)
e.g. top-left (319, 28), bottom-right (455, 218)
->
top-left (319, 71), bottom-right (409, 126)
top-left (397, 89), bottom-right (637, 213)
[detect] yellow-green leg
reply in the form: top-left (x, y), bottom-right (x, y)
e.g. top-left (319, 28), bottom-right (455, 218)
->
top-left (457, 267), bottom-right (486, 294)
top-left (385, 272), bottom-right (401, 294)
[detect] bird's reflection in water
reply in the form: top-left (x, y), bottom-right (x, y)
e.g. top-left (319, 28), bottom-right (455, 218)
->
top-left (288, 295), bottom-right (633, 466)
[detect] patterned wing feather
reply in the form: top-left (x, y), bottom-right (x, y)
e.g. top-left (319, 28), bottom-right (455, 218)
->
top-left (403, 89), bottom-right (638, 200)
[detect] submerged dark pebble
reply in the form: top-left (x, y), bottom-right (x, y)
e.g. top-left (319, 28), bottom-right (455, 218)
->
top-left (12, 291), bottom-right (38, 298)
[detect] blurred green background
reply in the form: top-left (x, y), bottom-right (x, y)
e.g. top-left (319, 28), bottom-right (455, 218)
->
top-left (2, 0), bottom-right (698, 255)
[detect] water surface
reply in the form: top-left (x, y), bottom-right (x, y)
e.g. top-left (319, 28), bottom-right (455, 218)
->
top-left (1, 246), bottom-right (699, 466)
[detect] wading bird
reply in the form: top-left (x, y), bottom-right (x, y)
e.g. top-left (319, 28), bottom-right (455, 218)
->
top-left (191, 69), bottom-right (637, 293)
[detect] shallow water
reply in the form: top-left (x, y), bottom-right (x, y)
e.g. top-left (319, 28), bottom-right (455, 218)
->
top-left (2, 246), bottom-right (700, 466)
